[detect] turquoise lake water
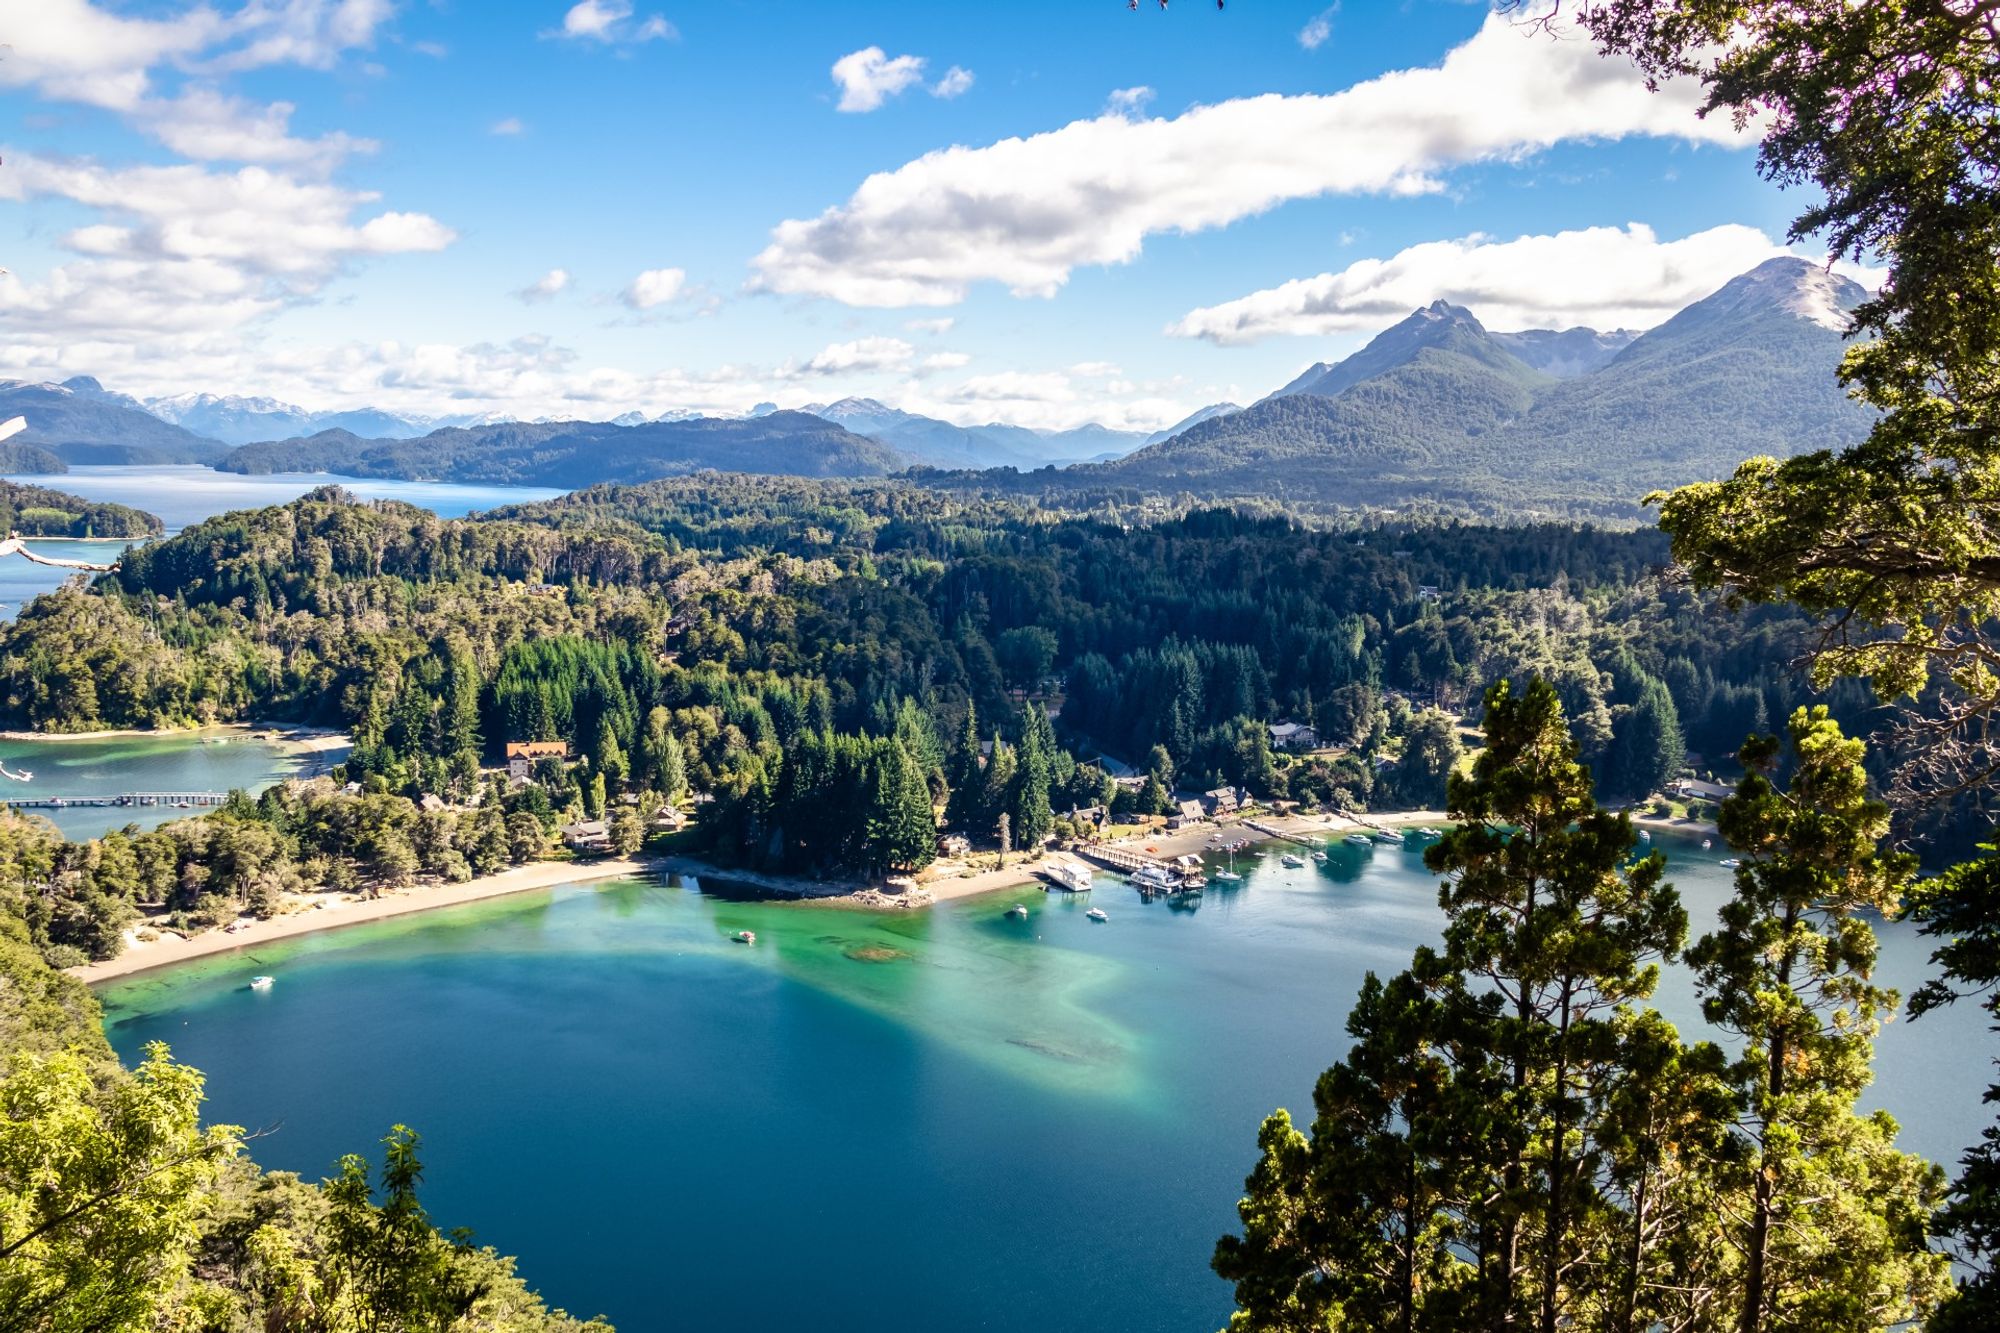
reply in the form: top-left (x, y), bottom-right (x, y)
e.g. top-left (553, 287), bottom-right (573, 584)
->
top-left (0, 731), bottom-right (328, 840)
top-left (101, 832), bottom-right (1994, 1333)
top-left (0, 466), bottom-right (562, 621)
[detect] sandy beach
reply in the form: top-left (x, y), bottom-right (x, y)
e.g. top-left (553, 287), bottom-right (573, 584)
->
top-left (68, 805), bottom-right (1467, 980)
top-left (70, 856), bottom-right (649, 984)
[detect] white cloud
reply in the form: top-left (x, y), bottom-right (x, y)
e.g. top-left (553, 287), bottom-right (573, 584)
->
top-left (1070, 361), bottom-right (1122, 378)
top-left (0, 1), bottom-right (395, 164)
top-left (1166, 223), bottom-right (1873, 344)
top-left (931, 66), bottom-right (975, 100)
top-left (904, 316), bottom-right (955, 336)
top-left (1299, 7), bottom-right (1338, 52)
top-left (491, 116), bottom-right (526, 136)
top-left (755, 13), bottom-right (1746, 308)
top-left (145, 86), bottom-right (375, 170)
top-left (787, 336), bottom-right (915, 377)
top-left (919, 351), bottom-right (972, 373)
top-left (831, 46), bottom-right (928, 113)
top-left (515, 268), bottom-right (572, 303)
top-left (1106, 86), bottom-right (1154, 116)
top-left (549, 1), bottom-right (677, 45)
top-left (0, 154), bottom-right (455, 350)
top-left (621, 267), bottom-right (688, 309)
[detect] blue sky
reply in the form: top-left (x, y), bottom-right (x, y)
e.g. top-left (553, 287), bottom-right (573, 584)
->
top-left (0, 1), bottom-right (1822, 431)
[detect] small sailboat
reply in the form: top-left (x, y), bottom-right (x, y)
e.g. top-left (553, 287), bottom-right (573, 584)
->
top-left (1086, 907), bottom-right (1108, 922)
top-left (249, 975), bottom-right (274, 991)
top-left (1213, 843), bottom-right (1243, 882)
top-left (731, 930), bottom-right (756, 945)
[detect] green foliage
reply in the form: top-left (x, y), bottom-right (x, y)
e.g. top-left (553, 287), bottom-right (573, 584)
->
top-left (0, 1044), bottom-right (238, 1333)
top-left (1216, 681), bottom-right (1944, 1333)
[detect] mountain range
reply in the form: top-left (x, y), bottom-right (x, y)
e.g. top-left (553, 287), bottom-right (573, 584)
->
top-left (1086, 257), bottom-right (1870, 514)
top-left (0, 378), bottom-right (228, 468)
top-left (1, 258), bottom-right (1869, 512)
top-left (145, 394), bottom-right (447, 446)
top-left (215, 411), bottom-right (908, 486)
top-left (797, 398), bottom-right (1152, 469)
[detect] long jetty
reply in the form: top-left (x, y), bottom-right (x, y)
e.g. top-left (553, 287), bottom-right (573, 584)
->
top-left (0, 791), bottom-right (228, 811)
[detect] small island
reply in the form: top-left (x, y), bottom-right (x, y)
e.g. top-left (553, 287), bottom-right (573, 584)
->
top-left (0, 478), bottom-right (163, 539)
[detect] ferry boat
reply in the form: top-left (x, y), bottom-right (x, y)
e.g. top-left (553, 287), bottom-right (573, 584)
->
top-left (1006, 903), bottom-right (1030, 919)
top-left (1086, 907), bottom-right (1108, 922)
top-left (731, 930), bottom-right (756, 944)
top-left (1281, 853), bottom-right (1306, 869)
top-left (1344, 833), bottom-right (1374, 847)
top-left (248, 976), bottom-right (274, 991)
top-left (1045, 860), bottom-right (1094, 892)
top-left (1132, 864), bottom-right (1178, 893)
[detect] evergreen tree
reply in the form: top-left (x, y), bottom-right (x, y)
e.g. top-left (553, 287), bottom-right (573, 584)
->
top-left (1910, 851), bottom-right (2000, 1333)
top-left (1010, 701), bottom-right (1055, 853)
top-left (1424, 677), bottom-right (1687, 1330)
top-left (868, 741), bottom-right (937, 874)
top-left (944, 705), bottom-right (984, 832)
top-left (1692, 709), bottom-right (1950, 1333)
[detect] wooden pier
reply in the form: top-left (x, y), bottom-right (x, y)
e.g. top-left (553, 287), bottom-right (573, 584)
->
top-left (0, 791), bottom-right (229, 811)
top-left (1074, 844), bottom-right (1172, 876)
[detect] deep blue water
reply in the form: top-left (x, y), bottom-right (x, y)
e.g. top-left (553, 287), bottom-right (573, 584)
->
top-left (101, 833), bottom-right (1993, 1333)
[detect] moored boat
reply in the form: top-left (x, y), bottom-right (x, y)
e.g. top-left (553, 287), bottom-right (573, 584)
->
top-left (1344, 833), bottom-right (1374, 847)
top-left (1086, 907), bottom-right (1108, 922)
top-left (1006, 903), bottom-right (1029, 920)
top-left (1044, 860), bottom-right (1094, 892)
top-left (1281, 853), bottom-right (1306, 869)
top-left (249, 975), bottom-right (274, 991)
top-left (1719, 858), bottom-right (1743, 870)
top-left (732, 930), bottom-right (756, 944)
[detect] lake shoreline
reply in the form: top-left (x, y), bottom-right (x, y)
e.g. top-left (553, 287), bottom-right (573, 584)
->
top-left (70, 856), bottom-right (653, 985)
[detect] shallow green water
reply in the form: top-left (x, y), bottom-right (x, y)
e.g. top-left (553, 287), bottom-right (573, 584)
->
top-left (102, 834), bottom-right (1993, 1332)
top-left (0, 731), bottom-right (322, 839)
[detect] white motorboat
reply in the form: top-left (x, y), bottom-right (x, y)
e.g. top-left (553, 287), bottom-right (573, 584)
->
top-left (732, 930), bottom-right (757, 944)
top-left (1281, 853), bottom-right (1306, 869)
top-left (249, 975), bottom-right (274, 991)
top-left (1132, 864), bottom-right (1178, 892)
top-left (1086, 907), bottom-right (1108, 922)
top-left (1006, 904), bottom-right (1030, 920)
top-left (1719, 858), bottom-right (1743, 870)
top-left (1344, 833), bottom-right (1374, 847)
top-left (1373, 830), bottom-right (1403, 845)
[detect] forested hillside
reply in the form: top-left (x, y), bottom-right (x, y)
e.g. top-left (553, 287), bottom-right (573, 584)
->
top-left (0, 475), bottom-right (1908, 849)
top-left (217, 411), bottom-right (909, 485)
top-left (0, 479), bottom-right (163, 539)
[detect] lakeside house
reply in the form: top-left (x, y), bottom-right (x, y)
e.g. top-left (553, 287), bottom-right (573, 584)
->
top-left (560, 819), bottom-right (610, 853)
top-left (1269, 721), bottom-right (1320, 751)
top-left (653, 805), bottom-right (687, 832)
top-left (1168, 799), bottom-right (1207, 830)
top-left (1670, 777), bottom-right (1735, 803)
top-left (1202, 787), bottom-right (1242, 817)
top-left (507, 739), bottom-right (570, 781)
top-left (1418, 585), bottom-right (1443, 603)
top-left (939, 833), bottom-right (972, 857)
